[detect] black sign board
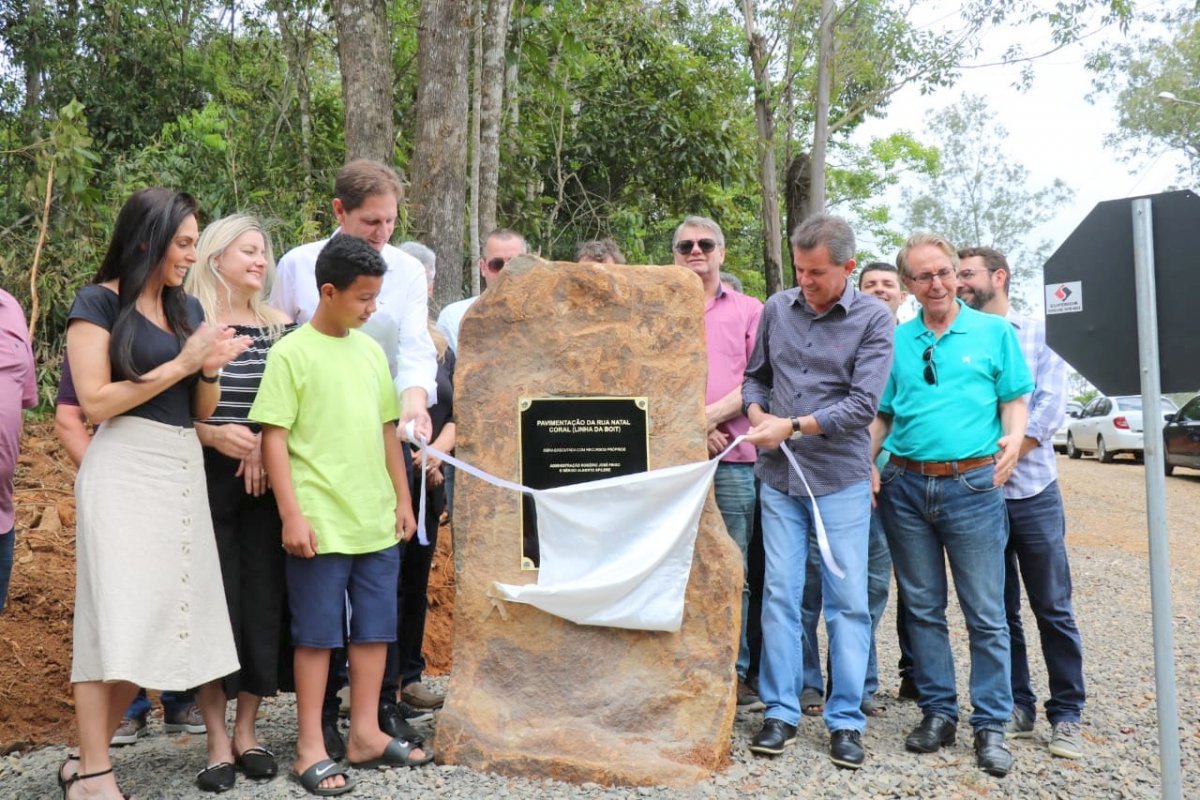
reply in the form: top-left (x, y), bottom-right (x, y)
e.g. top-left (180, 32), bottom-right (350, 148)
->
top-left (518, 396), bottom-right (649, 570)
top-left (1043, 190), bottom-right (1200, 395)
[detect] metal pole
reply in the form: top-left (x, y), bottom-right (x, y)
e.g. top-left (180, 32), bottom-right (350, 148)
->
top-left (1130, 198), bottom-right (1182, 800)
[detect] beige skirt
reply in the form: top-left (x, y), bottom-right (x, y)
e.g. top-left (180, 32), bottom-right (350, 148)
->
top-left (72, 415), bottom-right (239, 688)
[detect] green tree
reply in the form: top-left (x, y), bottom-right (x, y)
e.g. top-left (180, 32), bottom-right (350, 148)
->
top-left (902, 94), bottom-right (1073, 296)
top-left (1088, 8), bottom-right (1200, 183)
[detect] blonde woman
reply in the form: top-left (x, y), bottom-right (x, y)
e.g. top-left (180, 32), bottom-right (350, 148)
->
top-left (186, 214), bottom-right (294, 792)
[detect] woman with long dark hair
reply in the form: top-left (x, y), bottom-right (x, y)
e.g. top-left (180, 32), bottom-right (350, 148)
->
top-left (61, 188), bottom-right (249, 800)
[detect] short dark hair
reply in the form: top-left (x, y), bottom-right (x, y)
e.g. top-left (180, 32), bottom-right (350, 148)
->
top-left (575, 238), bottom-right (626, 264)
top-left (334, 159), bottom-right (403, 212)
top-left (957, 246), bottom-right (1011, 293)
top-left (857, 261), bottom-right (898, 288)
top-left (316, 234), bottom-right (387, 290)
top-left (790, 214), bottom-right (855, 264)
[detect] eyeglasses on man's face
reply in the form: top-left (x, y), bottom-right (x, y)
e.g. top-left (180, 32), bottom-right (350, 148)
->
top-left (956, 267), bottom-right (994, 282)
top-left (909, 267), bottom-right (956, 286)
top-left (922, 345), bottom-right (938, 386)
top-left (675, 238), bottom-right (718, 255)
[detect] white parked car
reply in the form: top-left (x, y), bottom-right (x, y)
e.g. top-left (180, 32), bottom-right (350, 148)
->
top-left (1066, 395), bottom-right (1179, 463)
top-left (1052, 401), bottom-right (1083, 453)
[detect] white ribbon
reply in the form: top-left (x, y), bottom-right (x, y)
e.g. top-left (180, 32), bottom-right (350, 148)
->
top-left (403, 421), bottom-right (843, 578)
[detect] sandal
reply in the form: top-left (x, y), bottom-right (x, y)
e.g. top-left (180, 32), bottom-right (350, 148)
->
top-left (800, 687), bottom-right (825, 717)
top-left (62, 766), bottom-right (132, 800)
top-left (293, 759), bottom-right (355, 796)
top-left (861, 693), bottom-right (886, 717)
top-left (56, 754), bottom-right (79, 789)
top-left (234, 745), bottom-right (278, 779)
top-left (348, 737), bottom-right (434, 769)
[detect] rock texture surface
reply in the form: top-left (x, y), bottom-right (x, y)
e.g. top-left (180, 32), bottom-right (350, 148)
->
top-left (435, 257), bottom-right (742, 787)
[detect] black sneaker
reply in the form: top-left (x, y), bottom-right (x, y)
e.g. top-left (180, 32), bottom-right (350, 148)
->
top-left (379, 701), bottom-right (425, 746)
top-left (399, 700), bottom-right (434, 724)
top-left (830, 729), bottom-right (865, 769)
top-left (749, 718), bottom-right (798, 756)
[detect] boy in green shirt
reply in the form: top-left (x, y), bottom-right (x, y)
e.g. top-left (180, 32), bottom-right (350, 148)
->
top-left (252, 234), bottom-right (429, 796)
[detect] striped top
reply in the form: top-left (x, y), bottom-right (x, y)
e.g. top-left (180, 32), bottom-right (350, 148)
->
top-left (209, 323), bottom-right (296, 428)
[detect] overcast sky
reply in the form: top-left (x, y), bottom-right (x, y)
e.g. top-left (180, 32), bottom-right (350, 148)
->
top-left (849, 1), bottom-right (1187, 313)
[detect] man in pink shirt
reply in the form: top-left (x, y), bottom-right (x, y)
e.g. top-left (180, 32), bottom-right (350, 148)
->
top-left (0, 289), bottom-right (37, 614)
top-left (673, 215), bottom-right (763, 708)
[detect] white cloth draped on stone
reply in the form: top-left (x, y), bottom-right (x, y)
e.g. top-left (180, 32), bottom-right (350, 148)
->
top-left (407, 427), bottom-right (843, 632)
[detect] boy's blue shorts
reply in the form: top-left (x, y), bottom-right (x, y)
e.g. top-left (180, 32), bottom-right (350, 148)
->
top-left (286, 545), bottom-right (400, 649)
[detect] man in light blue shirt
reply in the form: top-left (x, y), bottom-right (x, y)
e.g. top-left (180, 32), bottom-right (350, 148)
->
top-left (871, 233), bottom-right (1032, 778)
top-left (957, 246), bottom-right (1085, 761)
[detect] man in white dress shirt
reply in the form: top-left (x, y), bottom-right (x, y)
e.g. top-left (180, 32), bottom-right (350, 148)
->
top-left (271, 159), bottom-right (438, 441)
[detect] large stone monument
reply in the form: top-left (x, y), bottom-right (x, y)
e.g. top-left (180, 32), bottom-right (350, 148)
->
top-left (434, 256), bottom-right (743, 787)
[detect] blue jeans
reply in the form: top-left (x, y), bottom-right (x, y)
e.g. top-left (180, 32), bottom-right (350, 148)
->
top-left (879, 461), bottom-right (1011, 730)
top-left (799, 510), bottom-right (892, 701)
top-left (1005, 480), bottom-right (1085, 724)
top-left (714, 462), bottom-right (755, 678)
top-left (125, 688), bottom-right (196, 720)
top-left (0, 528), bottom-right (13, 615)
top-left (759, 481), bottom-right (871, 732)
top-left (864, 510), bottom-right (893, 697)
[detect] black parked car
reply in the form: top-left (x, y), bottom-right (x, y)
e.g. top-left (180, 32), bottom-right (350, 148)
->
top-left (1164, 395), bottom-right (1200, 476)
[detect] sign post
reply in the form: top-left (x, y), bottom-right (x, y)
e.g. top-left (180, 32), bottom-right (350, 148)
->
top-left (1130, 199), bottom-right (1181, 800)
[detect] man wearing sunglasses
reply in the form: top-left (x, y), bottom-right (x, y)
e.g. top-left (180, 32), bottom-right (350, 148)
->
top-left (436, 228), bottom-right (528, 354)
top-left (742, 214), bottom-right (894, 769)
top-left (956, 246), bottom-right (1085, 761)
top-left (869, 233), bottom-right (1032, 777)
top-left (672, 215), bottom-right (764, 713)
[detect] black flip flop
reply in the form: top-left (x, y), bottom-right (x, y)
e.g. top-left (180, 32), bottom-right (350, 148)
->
top-left (234, 746), bottom-right (278, 779)
top-left (294, 759), bottom-right (355, 797)
top-left (195, 761), bottom-right (236, 793)
top-left (349, 737), bottom-right (434, 769)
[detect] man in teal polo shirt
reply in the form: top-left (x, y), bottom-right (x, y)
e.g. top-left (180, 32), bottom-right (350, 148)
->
top-left (870, 232), bottom-right (1032, 778)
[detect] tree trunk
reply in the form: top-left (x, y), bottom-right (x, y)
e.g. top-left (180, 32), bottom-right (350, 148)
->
top-left (809, 0), bottom-right (835, 217)
top-left (275, 4), bottom-right (315, 187)
top-left (477, 0), bottom-right (513, 247)
top-left (332, 0), bottom-right (395, 163)
top-left (785, 152), bottom-right (811, 251)
top-left (410, 0), bottom-right (473, 312)
top-left (24, 0), bottom-right (43, 115)
top-left (467, 0), bottom-right (483, 296)
top-left (740, 0), bottom-right (784, 296)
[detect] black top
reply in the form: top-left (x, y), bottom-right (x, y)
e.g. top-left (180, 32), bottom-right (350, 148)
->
top-left (207, 323), bottom-right (297, 430)
top-left (67, 284), bottom-right (205, 428)
top-left (428, 349), bottom-right (455, 440)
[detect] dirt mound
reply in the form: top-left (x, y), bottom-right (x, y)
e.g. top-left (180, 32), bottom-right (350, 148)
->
top-left (0, 421), bottom-right (456, 754)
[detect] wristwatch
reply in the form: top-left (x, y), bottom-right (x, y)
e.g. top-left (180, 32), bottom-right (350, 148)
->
top-left (789, 416), bottom-right (804, 440)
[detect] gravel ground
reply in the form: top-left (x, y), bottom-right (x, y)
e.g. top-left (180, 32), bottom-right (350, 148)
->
top-left (4, 456), bottom-right (1198, 799)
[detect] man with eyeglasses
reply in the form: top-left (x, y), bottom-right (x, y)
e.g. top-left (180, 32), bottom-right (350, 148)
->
top-left (956, 246), bottom-right (1086, 760)
top-left (869, 233), bottom-right (1032, 777)
top-left (742, 214), bottom-right (894, 769)
top-left (436, 228), bottom-right (528, 354)
top-left (671, 215), bottom-right (765, 712)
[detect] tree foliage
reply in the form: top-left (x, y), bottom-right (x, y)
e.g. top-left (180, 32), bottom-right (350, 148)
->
top-left (1088, 7), bottom-right (1200, 183)
top-left (902, 94), bottom-right (1073, 295)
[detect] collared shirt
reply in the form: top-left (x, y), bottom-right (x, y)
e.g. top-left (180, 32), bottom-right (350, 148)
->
top-left (270, 233), bottom-right (438, 403)
top-left (1004, 311), bottom-right (1066, 499)
top-left (880, 299), bottom-right (1033, 461)
top-left (0, 290), bottom-right (37, 533)
top-left (743, 282), bottom-right (894, 497)
top-left (705, 285), bottom-right (763, 464)
top-left (435, 295), bottom-right (476, 354)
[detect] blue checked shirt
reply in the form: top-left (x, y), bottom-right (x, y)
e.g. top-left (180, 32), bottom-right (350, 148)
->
top-left (1005, 312), bottom-right (1067, 499)
top-left (743, 282), bottom-right (894, 497)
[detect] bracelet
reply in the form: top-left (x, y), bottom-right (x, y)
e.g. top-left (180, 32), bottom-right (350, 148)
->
top-left (199, 370), bottom-right (220, 384)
